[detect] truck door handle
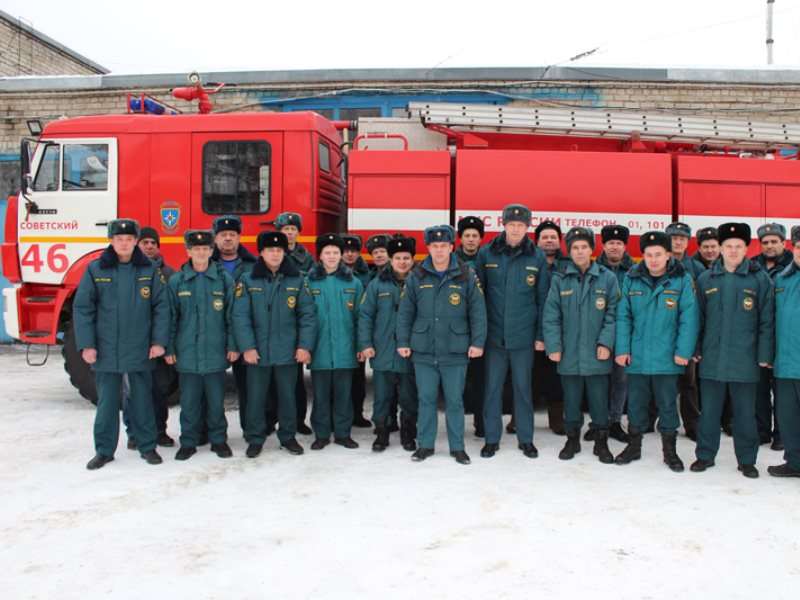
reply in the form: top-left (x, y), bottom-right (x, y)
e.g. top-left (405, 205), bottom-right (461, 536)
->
top-left (95, 221), bottom-right (108, 226)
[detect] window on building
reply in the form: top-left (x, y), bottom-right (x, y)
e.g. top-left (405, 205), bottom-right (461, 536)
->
top-left (202, 141), bottom-right (271, 214)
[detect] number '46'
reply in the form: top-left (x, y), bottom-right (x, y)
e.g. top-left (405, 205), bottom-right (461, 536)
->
top-left (21, 244), bottom-right (69, 273)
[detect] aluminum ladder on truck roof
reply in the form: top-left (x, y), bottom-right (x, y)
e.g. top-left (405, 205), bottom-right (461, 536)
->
top-left (407, 101), bottom-right (800, 150)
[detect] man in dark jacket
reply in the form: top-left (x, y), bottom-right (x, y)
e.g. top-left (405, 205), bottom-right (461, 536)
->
top-left (595, 224), bottom-right (634, 443)
top-left (532, 220), bottom-right (568, 435)
top-left (544, 227), bottom-right (619, 464)
top-left (234, 231), bottom-right (316, 458)
top-left (272, 212), bottom-right (314, 435)
top-left (475, 205), bottom-right (549, 459)
top-left (358, 236), bottom-right (418, 451)
top-left (691, 223), bottom-right (775, 478)
top-left (456, 215), bottom-right (486, 437)
top-left (211, 215), bottom-right (256, 433)
top-left (166, 230), bottom-right (237, 460)
top-left (397, 225), bottom-right (487, 465)
top-left (754, 222), bottom-right (792, 450)
top-left (123, 226), bottom-right (175, 450)
top-left (74, 219), bottom-right (171, 470)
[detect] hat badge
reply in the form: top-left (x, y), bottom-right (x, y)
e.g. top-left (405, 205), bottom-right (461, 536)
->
top-left (514, 209), bottom-right (519, 214)
top-left (731, 226), bottom-right (735, 231)
top-left (650, 234), bottom-right (654, 240)
top-left (614, 229), bottom-right (618, 234)
top-left (196, 234), bottom-right (201, 240)
top-left (121, 223), bottom-right (126, 229)
top-left (437, 232), bottom-right (442, 237)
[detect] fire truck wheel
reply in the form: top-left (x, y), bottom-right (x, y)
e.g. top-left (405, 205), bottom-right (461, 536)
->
top-left (61, 322), bottom-right (180, 406)
top-left (62, 321), bottom-right (99, 404)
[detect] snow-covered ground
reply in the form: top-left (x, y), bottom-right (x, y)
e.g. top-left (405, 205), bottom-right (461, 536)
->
top-left (1, 343), bottom-right (797, 600)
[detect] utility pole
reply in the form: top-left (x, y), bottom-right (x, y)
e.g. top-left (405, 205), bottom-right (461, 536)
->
top-left (767, 0), bottom-right (775, 65)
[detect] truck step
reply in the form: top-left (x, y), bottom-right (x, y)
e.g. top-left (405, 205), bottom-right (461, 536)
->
top-left (21, 330), bottom-right (51, 338)
top-left (23, 296), bottom-right (56, 304)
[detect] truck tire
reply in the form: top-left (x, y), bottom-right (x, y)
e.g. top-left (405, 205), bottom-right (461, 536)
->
top-left (61, 321), bottom-right (179, 406)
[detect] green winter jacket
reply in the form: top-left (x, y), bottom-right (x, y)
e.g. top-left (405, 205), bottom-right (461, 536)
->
top-left (167, 261), bottom-right (236, 374)
top-left (349, 256), bottom-right (372, 287)
top-left (233, 256), bottom-right (316, 367)
top-left (696, 258), bottom-right (775, 383)
top-left (306, 261), bottom-right (363, 370)
top-left (474, 233), bottom-right (549, 349)
top-left (286, 243), bottom-right (315, 275)
top-left (774, 260), bottom-right (800, 380)
top-left (543, 260), bottom-right (620, 376)
top-left (73, 246), bottom-right (170, 373)
top-left (212, 244), bottom-right (257, 281)
top-left (357, 264), bottom-right (413, 373)
top-left (596, 251), bottom-right (634, 287)
top-left (755, 248), bottom-right (793, 280)
top-left (396, 254), bottom-right (487, 366)
top-left (455, 246), bottom-right (480, 268)
top-left (615, 258), bottom-right (699, 375)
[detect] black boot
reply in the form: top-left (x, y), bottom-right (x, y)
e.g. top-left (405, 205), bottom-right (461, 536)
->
top-left (614, 428), bottom-right (642, 465)
top-left (400, 418), bottom-right (417, 452)
top-left (372, 418), bottom-right (390, 452)
top-left (593, 429), bottom-right (614, 464)
top-left (558, 429), bottom-right (581, 460)
top-left (661, 431), bottom-right (684, 472)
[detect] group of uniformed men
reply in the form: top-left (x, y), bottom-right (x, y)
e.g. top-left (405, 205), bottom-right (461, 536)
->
top-left (74, 204), bottom-right (800, 480)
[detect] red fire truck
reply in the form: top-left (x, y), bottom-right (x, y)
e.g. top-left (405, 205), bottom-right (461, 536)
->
top-left (3, 93), bottom-right (800, 401)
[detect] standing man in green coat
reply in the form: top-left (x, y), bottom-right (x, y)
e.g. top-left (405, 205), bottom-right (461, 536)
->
top-left (73, 218), bottom-right (170, 469)
top-left (474, 205), bottom-right (549, 460)
top-left (211, 215), bottom-right (257, 433)
top-left (595, 224), bottom-right (634, 443)
top-left (165, 230), bottom-right (237, 461)
top-left (306, 234), bottom-right (364, 450)
top-left (272, 212), bottom-right (314, 435)
top-left (234, 231), bottom-right (317, 458)
top-left (754, 223), bottom-right (791, 450)
top-left (543, 227), bottom-right (619, 464)
top-left (397, 225), bottom-right (487, 465)
top-left (366, 234), bottom-right (392, 277)
top-left (691, 223), bottom-right (775, 479)
top-left (358, 236), bottom-right (418, 451)
top-left (769, 225), bottom-right (800, 477)
top-left (341, 233), bottom-right (372, 429)
top-left (456, 215), bottom-right (486, 438)
top-left (614, 231), bottom-right (699, 471)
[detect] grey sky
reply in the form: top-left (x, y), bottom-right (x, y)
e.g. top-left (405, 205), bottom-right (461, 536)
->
top-left (5, 0), bottom-right (800, 75)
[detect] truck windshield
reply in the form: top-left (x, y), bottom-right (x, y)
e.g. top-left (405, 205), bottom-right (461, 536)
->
top-left (32, 143), bottom-right (109, 192)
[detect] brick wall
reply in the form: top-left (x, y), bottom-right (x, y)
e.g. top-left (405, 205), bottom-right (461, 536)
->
top-left (0, 17), bottom-right (104, 77)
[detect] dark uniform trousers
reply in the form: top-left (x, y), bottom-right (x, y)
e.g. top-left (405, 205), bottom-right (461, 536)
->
top-left (352, 363), bottom-right (367, 417)
top-left (247, 364), bottom-right (298, 445)
top-left (627, 374), bottom-right (680, 433)
top-left (95, 371), bottom-right (156, 457)
top-left (608, 361), bottom-right (627, 423)
top-left (696, 380), bottom-right (759, 466)
top-left (775, 379), bottom-right (800, 469)
top-left (532, 349), bottom-right (563, 409)
top-left (756, 366), bottom-right (780, 443)
top-left (463, 355), bottom-right (485, 428)
top-left (372, 370), bottom-right (417, 423)
top-left (179, 371), bottom-right (227, 447)
top-left (266, 364), bottom-right (308, 427)
top-left (122, 358), bottom-right (169, 437)
top-left (232, 356), bottom-right (248, 430)
top-left (678, 362), bottom-right (701, 434)
top-left (415, 363), bottom-right (468, 451)
top-left (562, 374), bottom-right (610, 431)
top-left (311, 369), bottom-right (354, 440)
top-left (484, 346), bottom-right (535, 444)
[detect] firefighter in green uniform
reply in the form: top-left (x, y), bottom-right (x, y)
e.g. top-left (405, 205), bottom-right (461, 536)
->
top-left (358, 236), bottom-right (418, 451)
top-left (754, 223), bottom-right (791, 450)
top-left (273, 212), bottom-right (314, 436)
top-left (615, 231), bottom-right (699, 471)
top-left (543, 227), bottom-right (619, 464)
top-left (692, 227), bottom-right (720, 271)
top-left (234, 231), bottom-right (317, 458)
top-left (666, 222), bottom-right (701, 441)
top-left (474, 205), bottom-right (549, 460)
top-left (595, 224), bottom-right (634, 443)
top-left (211, 215), bottom-right (256, 433)
top-left (397, 225), bottom-right (487, 465)
top-left (456, 215), bottom-right (485, 437)
top-left (341, 233), bottom-right (372, 428)
top-left (74, 218), bottom-right (170, 469)
top-left (366, 234), bottom-right (392, 277)
top-left (455, 215), bottom-right (484, 268)
top-left (165, 230), bottom-right (237, 460)
top-left (770, 225), bottom-right (800, 477)
top-left (691, 223), bottom-right (775, 478)
top-left (306, 233), bottom-right (364, 450)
